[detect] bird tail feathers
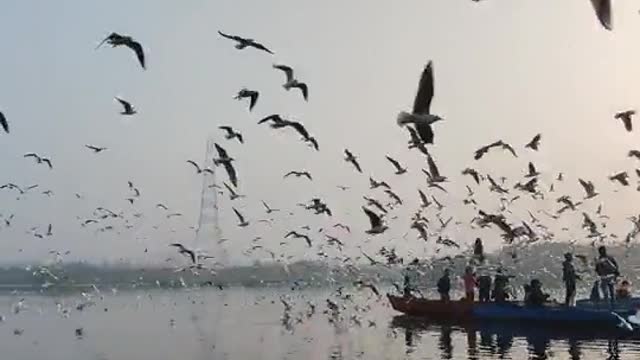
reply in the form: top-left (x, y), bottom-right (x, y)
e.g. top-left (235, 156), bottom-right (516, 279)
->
top-left (396, 111), bottom-right (414, 126)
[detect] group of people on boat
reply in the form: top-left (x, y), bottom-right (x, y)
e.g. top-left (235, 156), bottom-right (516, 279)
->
top-left (409, 244), bottom-right (633, 307)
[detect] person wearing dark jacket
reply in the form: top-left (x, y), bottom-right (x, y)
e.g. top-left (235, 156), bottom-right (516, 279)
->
top-left (525, 279), bottom-right (550, 307)
top-left (478, 274), bottom-right (492, 302)
top-left (595, 246), bottom-right (619, 305)
top-left (562, 253), bottom-right (580, 306)
top-left (437, 269), bottom-right (451, 301)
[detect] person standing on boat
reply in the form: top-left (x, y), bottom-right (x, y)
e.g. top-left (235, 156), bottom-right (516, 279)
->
top-left (437, 269), bottom-right (451, 301)
top-left (562, 253), bottom-right (580, 306)
top-left (492, 268), bottom-right (512, 303)
top-left (478, 274), bottom-right (492, 302)
top-left (595, 246), bottom-right (619, 305)
top-left (463, 266), bottom-right (478, 302)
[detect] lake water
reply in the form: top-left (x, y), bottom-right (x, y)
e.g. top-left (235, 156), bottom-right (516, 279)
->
top-left (2, 286), bottom-right (640, 360)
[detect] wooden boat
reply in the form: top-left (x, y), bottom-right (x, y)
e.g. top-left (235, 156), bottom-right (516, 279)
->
top-left (386, 294), bottom-right (473, 319)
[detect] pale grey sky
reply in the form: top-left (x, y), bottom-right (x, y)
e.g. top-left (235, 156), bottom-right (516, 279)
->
top-left (2, 0), bottom-right (640, 266)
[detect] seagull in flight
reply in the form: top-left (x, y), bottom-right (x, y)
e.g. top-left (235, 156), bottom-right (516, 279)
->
top-left (234, 88), bottom-right (259, 111)
top-left (170, 243), bottom-right (197, 264)
top-left (418, 189), bottom-right (431, 208)
top-left (214, 143), bottom-right (238, 187)
top-left (261, 200), bottom-right (279, 214)
top-left (396, 61), bottom-right (443, 144)
top-left (273, 64), bottom-right (308, 101)
top-left (525, 162), bottom-right (539, 177)
top-left (386, 156), bottom-right (407, 175)
top-left (186, 160), bottom-right (214, 175)
top-left (610, 171), bottom-right (629, 186)
top-left (0, 111), bottom-right (8, 134)
top-left (285, 231), bottom-right (312, 247)
top-left (525, 134), bottom-right (541, 151)
top-left (115, 97), bottom-right (136, 115)
top-left (284, 170), bottom-right (312, 180)
top-left (219, 126), bottom-right (244, 144)
top-left (232, 207), bottom-right (249, 227)
top-left (424, 154), bottom-right (446, 182)
top-left (23, 153), bottom-right (52, 169)
top-left (369, 177), bottom-right (390, 189)
top-left (615, 110), bottom-right (635, 132)
top-left (590, 0), bottom-right (612, 31)
top-left (224, 182), bottom-right (244, 200)
top-left (363, 196), bottom-right (387, 214)
top-left (579, 178), bottom-right (598, 199)
top-left (96, 32), bottom-right (146, 69)
top-left (362, 207), bottom-right (388, 235)
top-left (218, 31), bottom-right (274, 54)
top-left (406, 126), bottom-right (430, 155)
top-left (344, 149), bottom-right (362, 173)
top-left (462, 168), bottom-right (481, 184)
top-left (629, 150), bottom-right (640, 160)
top-left (85, 145), bottom-right (107, 153)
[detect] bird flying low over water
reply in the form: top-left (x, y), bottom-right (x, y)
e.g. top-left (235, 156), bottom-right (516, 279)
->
top-left (234, 88), bottom-right (259, 111)
top-left (170, 243), bottom-right (197, 264)
top-left (344, 149), bottom-right (362, 173)
top-left (397, 61), bottom-right (443, 144)
top-left (115, 97), bottom-right (136, 115)
top-left (284, 170), bottom-right (312, 180)
top-left (362, 207), bottom-right (388, 235)
top-left (285, 231), bottom-right (312, 248)
top-left (615, 110), bottom-right (635, 132)
top-left (273, 64), bottom-right (308, 101)
top-left (218, 31), bottom-right (274, 54)
top-left (590, 0), bottom-right (612, 30)
top-left (0, 111), bottom-right (8, 134)
top-left (97, 32), bottom-right (146, 69)
top-left (218, 126), bottom-right (244, 144)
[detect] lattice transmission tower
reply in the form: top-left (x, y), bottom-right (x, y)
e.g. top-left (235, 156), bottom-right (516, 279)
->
top-left (194, 138), bottom-right (227, 266)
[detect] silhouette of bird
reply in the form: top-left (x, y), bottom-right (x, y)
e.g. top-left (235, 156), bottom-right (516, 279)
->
top-left (369, 177), bottom-right (390, 189)
top-left (284, 171), bottom-right (312, 180)
top-left (615, 110), bottom-right (635, 132)
top-left (396, 61), bottom-right (443, 144)
top-left (261, 200), bottom-right (279, 214)
top-left (218, 126), bottom-right (243, 144)
top-left (232, 207), bottom-right (249, 227)
top-left (0, 111), bottom-right (8, 134)
top-left (629, 150), bottom-right (640, 160)
top-left (285, 231), bottom-right (312, 247)
top-left (474, 140), bottom-right (504, 160)
top-left (186, 160), bottom-right (214, 175)
top-left (386, 155), bottom-right (407, 175)
top-left (224, 182), bottom-right (244, 200)
top-left (590, 0), bottom-right (612, 31)
top-left (234, 88), bottom-right (259, 111)
top-left (363, 196), bottom-right (387, 214)
top-left (258, 114), bottom-right (288, 127)
top-left (424, 154), bottom-right (446, 182)
top-left (344, 149), bottom-right (362, 173)
top-left (487, 175), bottom-right (509, 194)
top-left (115, 97), bottom-right (136, 115)
top-left (156, 203), bottom-right (168, 210)
top-left (579, 179), bottom-right (598, 199)
top-left (610, 171), bottom-right (629, 186)
top-left (214, 143), bottom-right (238, 187)
top-left (406, 126), bottom-right (430, 155)
top-left (362, 207), bottom-right (388, 235)
top-left (97, 32), bottom-right (146, 69)
top-left (273, 64), bottom-right (308, 101)
top-left (418, 189), bottom-right (431, 208)
top-left (462, 168), bottom-right (481, 184)
top-left (218, 31), bottom-right (273, 54)
top-left (170, 243), bottom-right (196, 264)
top-left (333, 223), bottom-right (351, 233)
top-left (385, 189), bottom-right (403, 205)
top-left (525, 162), bottom-right (539, 177)
top-left (525, 133), bottom-right (541, 150)
top-left (85, 145), bottom-right (107, 153)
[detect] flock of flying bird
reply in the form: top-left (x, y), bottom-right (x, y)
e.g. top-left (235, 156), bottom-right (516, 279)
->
top-left (0, 0), bottom-right (636, 276)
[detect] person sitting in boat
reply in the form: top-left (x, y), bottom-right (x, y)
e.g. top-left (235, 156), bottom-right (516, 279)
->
top-left (437, 269), bottom-right (451, 301)
top-left (562, 253), bottom-right (580, 306)
top-left (616, 280), bottom-right (632, 299)
top-left (525, 279), bottom-right (550, 307)
top-left (478, 274), bottom-right (492, 302)
top-left (595, 246), bottom-right (619, 304)
top-left (492, 268), bottom-right (513, 303)
top-left (463, 266), bottom-right (478, 302)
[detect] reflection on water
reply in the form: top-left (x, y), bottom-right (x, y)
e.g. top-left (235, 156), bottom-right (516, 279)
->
top-left (2, 287), bottom-right (640, 360)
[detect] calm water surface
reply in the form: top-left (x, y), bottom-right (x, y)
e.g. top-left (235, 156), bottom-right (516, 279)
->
top-left (1, 287), bottom-right (639, 360)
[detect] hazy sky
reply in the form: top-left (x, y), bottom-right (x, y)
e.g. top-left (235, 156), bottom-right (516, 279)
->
top-left (2, 0), bottom-right (640, 266)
